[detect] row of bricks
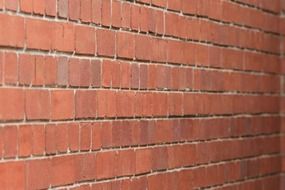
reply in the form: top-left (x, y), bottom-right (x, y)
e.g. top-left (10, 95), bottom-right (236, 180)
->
top-left (0, 88), bottom-right (279, 121)
top-left (235, 0), bottom-right (282, 13)
top-left (208, 174), bottom-right (279, 190)
top-left (0, 12), bottom-right (281, 58)
top-left (0, 52), bottom-right (280, 93)
top-left (2, 0), bottom-right (282, 36)
top-left (0, 116), bottom-right (279, 158)
top-left (67, 174), bottom-right (280, 190)
top-left (0, 147), bottom-right (279, 189)
top-left (0, 16), bottom-right (281, 72)
top-left (0, 47), bottom-right (281, 77)
top-left (136, 0), bottom-right (281, 34)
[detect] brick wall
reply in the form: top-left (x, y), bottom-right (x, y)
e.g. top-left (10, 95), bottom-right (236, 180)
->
top-left (0, 0), bottom-right (283, 189)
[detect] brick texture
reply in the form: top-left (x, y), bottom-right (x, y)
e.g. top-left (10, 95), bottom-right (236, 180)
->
top-left (0, 0), bottom-right (284, 189)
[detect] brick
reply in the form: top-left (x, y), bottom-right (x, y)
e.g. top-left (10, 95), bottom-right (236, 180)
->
top-left (5, 0), bottom-right (18, 11)
top-left (3, 52), bottom-right (18, 84)
top-left (20, 0), bottom-right (32, 12)
top-left (33, 0), bottom-right (45, 14)
top-left (51, 90), bottom-right (74, 120)
top-left (58, 0), bottom-right (68, 18)
top-left (55, 124), bottom-right (69, 152)
top-left (96, 29), bottom-right (116, 56)
top-left (0, 162), bottom-right (25, 189)
top-left (19, 125), bottom-right (33, 157)
top-left (51, 156), bottom-right (79, 186)
top-left (3, 126), bottom-right (18, 158)
top-left (69, 58), bottom-right (91, 87)
top-left (68, 123), bottom-right (80, 151)
top-left (80, 0), bottom-right (92, 22)
top-left (116, 32), bottom-right (135, 59)
top-left (44, 56), bottom-right (57, 85)
top-left (111, 0), bottom-right (121, 27)
top-left (0, 14), bottom-right (24, 47)
top-left (68, 0), bottom-right (80, 20)
top-left (34, 56), bottom-right (46, 85)
top-left (92, 0), bottom-right (101, 24)
top-left (91, 60), bottom-right (102, 87)
top-left (101, 0), bottom-right (111, 26)
top-left (80, 123), bottom-right (92, 150)
top-left (91, 123), bottom-right (102, 150)
top-left (75, 90), bottom-right (97, 118)
top-left (121, 3), bottom-right (131, 28)
top-left (52, 23), bottom-right (75, 52)
top-left (25, 90), bottom-right (50, 120)
top-left (135, 35), bottom-right (152, 60)
top-left (135, 148), bottom-right (152, 174)
top-left (75, 26), bottom-right (96, 55)
top-left (32, 125), bottom-right (45, 155)
top-left (19, 54), bottom-right (35, 85)
top-left (96, 151), bottom-right (117, 179)
top-left (26, 19), bottom-right (52, 50)
top-left (79, 154), bottom-right (96, 181)
top-left (0, 89), bottom-right (24, 120)
top-left (57, 56), bottom-right (69, 86)
top-left (45, 0), bottom-right (56, 16)
top-left (26, 159), bottom-right (51, 189)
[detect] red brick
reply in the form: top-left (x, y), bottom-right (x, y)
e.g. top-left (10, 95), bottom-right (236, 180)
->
top-left (120, 62), bottom-right (131, 88)
top-left (52, 23), bottom-right (75, 52)
top-left (91, 123), bottom-right (102, 150)
top-left (19, 54), bottom-right (35, 85)
top-left (96, 151), bottom-right (117, 179)
top-left (135, 35), bottom-right (152, 60)
top-left (69, 58), bottom-right (91, 87)
top-left (80, 123), bottom-right (92, 150)
top-left (118, 150), bottom-right (135, 176)
top-left (45, 0), bottom-right (56, 16)
top-left (68, 123), bottom-right (80, 151)
top-left (135, 148), bottom-right (152, 174)
top-left (20, 0), bottom-right (32, 12)
top-left (18, 125), bottom-right (33, 157)
top-left (3, 126), bottom-right (18, 158)
top-left (33, 0), bottom-right (45, 14)
top-left (68, 0), bottom-right (80, 20)
top-left (91, 60), bottom-right (102, 87)
top-left (45, 124), bottom-right (56, 154)
top-left (116, 32), bottom-right (135, 59)
top-left (5, 0), bottom-right (18, 11)
top-left (0, 14), bottom-right (24, 47)
top-left (58, 0), bottom-right (68, 18)
top-left (0, 89), bottom-right (24, 120)
top-left (44, 56), bottom-right (57, 85)
top-left (101, 0), bottom-right (111, 26)
top-left (56, 56), bottom-right (69, 86)
top-left (75, 26), bottom-right (96, 55)
top-left (96, 29), bottom-right (116, 56)
top-left (55, 124), bottom-right (69, 152)
top-left (121, 2), bottom-right (131, 28)
top-left (79, 154), bottom-right (96, 181)
top-left (51, 155), bottom-right (79, 186)
top-left (51, 90), bottom-right (74, 120)
top-left (32, 125), bottom-right (45, 155)
top-left (92, 0), bottom-right (101, 24)
top-left (3, 52), bottom-right (18, 84)
top-left (80, 0), bottom-right (92, 22)
top-left (111, 0), bottom-right (121, 27)
top-left (26, 19), bottom-right (52, 50)
top-left (0, 162), bottom-right (25, 189)
top-left (26, 159), bottom-right (51, 189)
top-left (75, 90), bottom-right (97, 118)
top-left (25, 90), bottom-right (50, 120)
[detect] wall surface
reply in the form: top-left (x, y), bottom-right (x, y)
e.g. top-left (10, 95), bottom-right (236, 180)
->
top-left (0, 0), bottom-right (284, 189)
